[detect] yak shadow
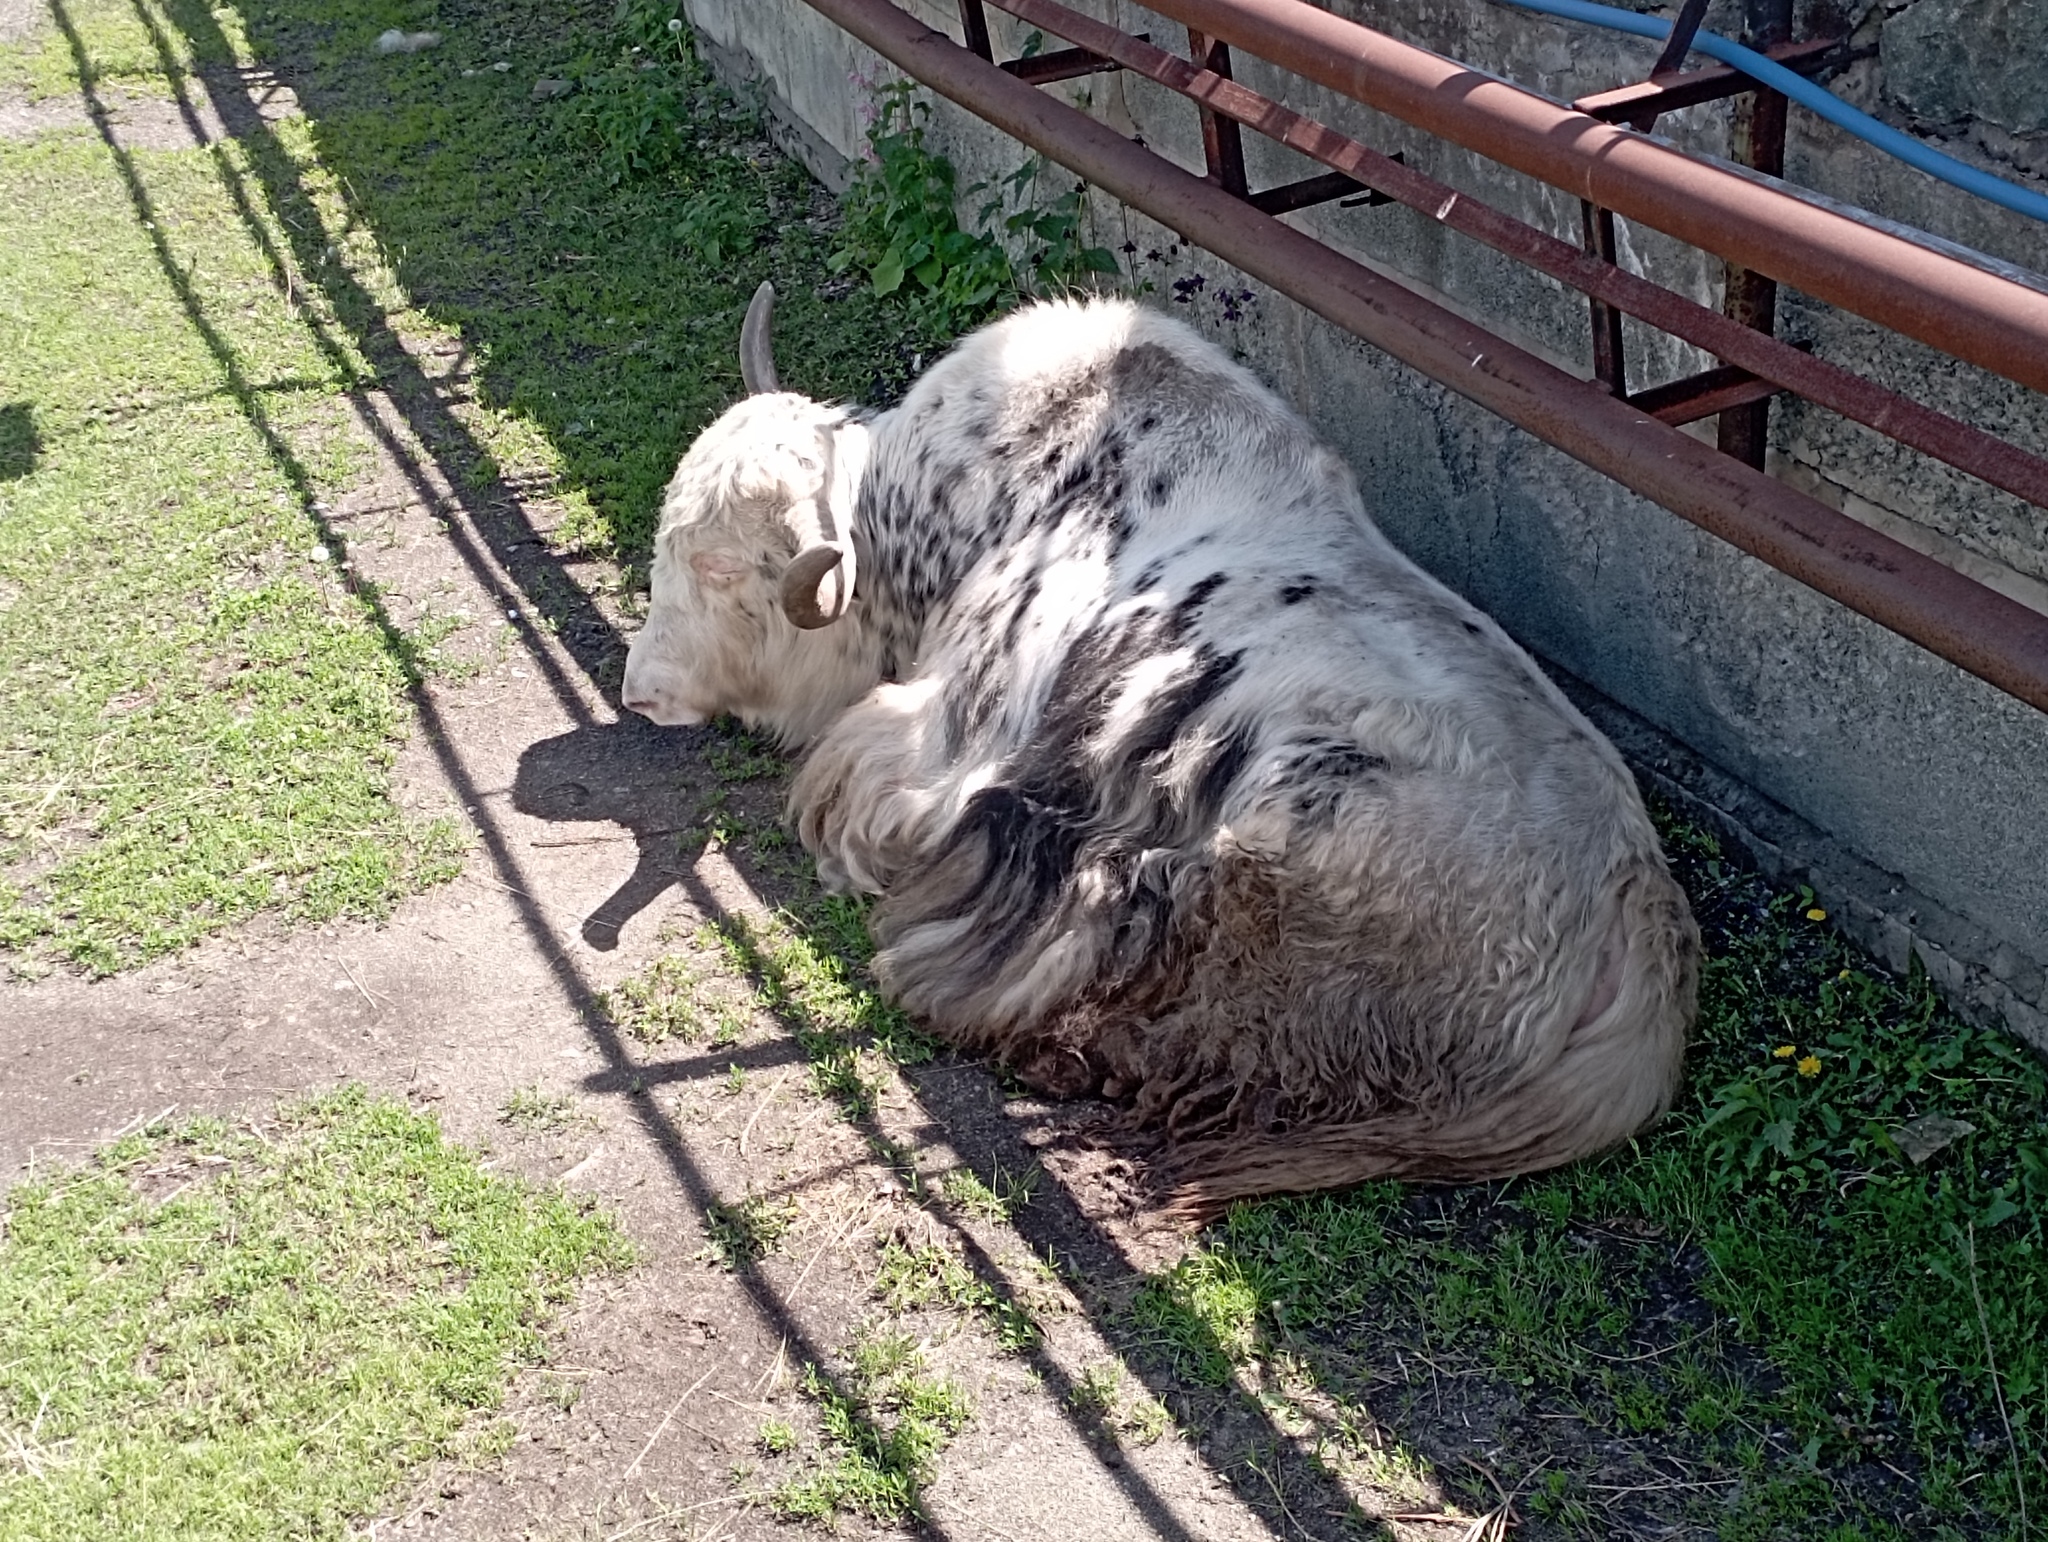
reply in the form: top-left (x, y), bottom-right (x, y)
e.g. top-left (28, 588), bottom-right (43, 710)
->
top-left (511, 716), bottom-right (713, 951)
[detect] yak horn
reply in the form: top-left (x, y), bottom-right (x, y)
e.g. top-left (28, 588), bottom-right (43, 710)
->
top-left (780, 544), bottom-right (850, 629)
top-left (740, 281), bottom-right (780, 395)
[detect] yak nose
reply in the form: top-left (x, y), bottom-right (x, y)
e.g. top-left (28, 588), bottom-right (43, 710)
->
top-left (619, 651), bottom-right (656, 719)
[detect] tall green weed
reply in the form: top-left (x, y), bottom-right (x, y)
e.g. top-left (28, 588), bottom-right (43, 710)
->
top-left (831, 80), bottom-right (1116, 337)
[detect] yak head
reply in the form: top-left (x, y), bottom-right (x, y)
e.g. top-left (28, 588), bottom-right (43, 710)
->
top-left (621, 283), bottom-right (884, 743)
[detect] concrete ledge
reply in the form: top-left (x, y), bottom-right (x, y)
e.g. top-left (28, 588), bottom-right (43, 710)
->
top-left (1561, 671), bottom-right (2048, 1057)
top-left (693, 23), bottom-right (853, 193)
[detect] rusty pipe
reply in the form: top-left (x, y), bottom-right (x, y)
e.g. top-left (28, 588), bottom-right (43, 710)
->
top-left (985, 0), bottom-right (2048, 511)
top-left (1130, 0), bottom-right (2048, 399)
top-left (794, 0), bottom-right (2048, 713)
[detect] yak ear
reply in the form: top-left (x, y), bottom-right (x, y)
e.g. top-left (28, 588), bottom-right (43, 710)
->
top-left (689, 547), bottom-right (749, 587)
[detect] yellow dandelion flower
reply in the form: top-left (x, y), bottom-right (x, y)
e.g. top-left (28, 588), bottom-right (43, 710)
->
top-left (1805, 907), bottom-right (1828, 922)
top-left (1772, 1044), bottom-right (1797, 1059)
top-left (1796, 1054), bottom-right (1822, 1077)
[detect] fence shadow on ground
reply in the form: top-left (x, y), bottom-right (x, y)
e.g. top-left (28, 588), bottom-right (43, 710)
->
top-left (83, 0), bottom-right (1403, 1533)
top-left (95, 1), bottom-right (2041, 1536)
top-left (0, 402), bottom-right (39, 480)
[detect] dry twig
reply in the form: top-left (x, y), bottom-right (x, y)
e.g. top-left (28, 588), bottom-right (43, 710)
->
top-left (622, 1365), bottom-right (715, 1481)
top-left (1966, 1222), bottom-right (2032, 1539)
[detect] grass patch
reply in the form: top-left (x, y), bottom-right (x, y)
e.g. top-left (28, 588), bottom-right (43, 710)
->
top-left (936, 1158), bottom-right (1038, 1224)
top-left (0, 108), bottom-right (462, 972)
top-left (0, 0), bottom-right (491, 975)
top-left (701, 1193), bottom-right (799, 1270)
top-left (0, 1086), bottom-right (630, 1540)
top-left (600, 936), bottom-right (763, 1047)
top-left (1068, 1360), bottom-right (1173, 1446)
top-left (497, 1085), bottom-right (587, 1134)
top-left (701, 722), bottom-right (789, 785)
top-left (774, 1325), bottom-right (970, 1525)
top-left (0, 0), bottom-right (250, 100)
top-left (704, 895), bottom-right (941, 1120)
top-left (601, 953), bottom-right (712, 1044)
top-left (873, 1239), bottom-right (1040, 1352)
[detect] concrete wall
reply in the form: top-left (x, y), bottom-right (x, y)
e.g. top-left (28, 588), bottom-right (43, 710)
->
top-left (686, 0), bottom-right (2048, 1052)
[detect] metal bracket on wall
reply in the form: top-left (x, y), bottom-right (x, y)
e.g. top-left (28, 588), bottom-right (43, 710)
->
top-left (958, 0), bottom-right (1386, 215)
top-left (958, 0), bottom-right (1131, 83)
top-left (1188, 30), bottom-right (1393, 214)
top-left (1569, 3), bottom-right (1840, 464)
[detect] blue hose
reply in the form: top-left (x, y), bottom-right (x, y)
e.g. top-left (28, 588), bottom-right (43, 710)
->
top-left (1493, 0), bottom-right (2048, 226)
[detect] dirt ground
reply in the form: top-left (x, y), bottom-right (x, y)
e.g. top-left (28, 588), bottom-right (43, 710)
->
top-left (0, 80), bottom-right (1473, 1528)
top-left (0, 406), bottom-right (1454, 1542)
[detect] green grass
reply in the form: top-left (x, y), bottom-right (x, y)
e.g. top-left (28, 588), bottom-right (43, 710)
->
top-left (936, 1158), bottom-right (1039, 1224)
top-left (774, 1325), bottom-right (971, 1525)
top-left (701, 1192), bottom-right (800, 1270)
top-left (0, 0), bottom-right (476, 974)
top-left (0, 0), bottom-right (248, 99)
top-left (497, 1084), bottom-right (587, 1134)
top-left (0, 123), bottom-right (460, 972)
top-left (0, 1086), bottom-right (630, 1540)
top-left (600, 952), bottom-right (714, 1044)
top-left (704, 896), bottom-right (941, 1121)
top-left (874, 1239), bottom-right (1041, 1352)
top-left (1067, 1361), bottom-right (1173, 1445)
top-left (605, 668), bottom-right (2037, 1536)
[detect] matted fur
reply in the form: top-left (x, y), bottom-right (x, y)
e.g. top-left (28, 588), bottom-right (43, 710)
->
top-left (623, 298), bottom-right (1698, 1220)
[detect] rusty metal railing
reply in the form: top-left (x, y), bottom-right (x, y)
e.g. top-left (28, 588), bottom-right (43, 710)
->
top-left (789, 0), bottom-right (2048, 715)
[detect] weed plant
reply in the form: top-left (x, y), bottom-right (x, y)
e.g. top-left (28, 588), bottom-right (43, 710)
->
top-left (702, 1193), bottom-right (800, 1269)
top-left (874, 1239), bottom-right (1041, 1352)
top-left (774, 1326), bottom-right (971, 1523)
top-left (833, 79), bottom-right (1118, 337)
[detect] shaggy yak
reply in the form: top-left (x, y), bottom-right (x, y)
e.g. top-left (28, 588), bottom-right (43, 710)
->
top-left (622, 283), bottom-right (1698, 1220)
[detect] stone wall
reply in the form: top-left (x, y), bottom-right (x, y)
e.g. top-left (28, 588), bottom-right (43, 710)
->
top-left (686, 0), bottom-right (2048, 1051)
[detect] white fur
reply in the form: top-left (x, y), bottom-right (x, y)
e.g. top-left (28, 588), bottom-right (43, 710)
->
top-left (623, 298), bottom-right (1698, 1217)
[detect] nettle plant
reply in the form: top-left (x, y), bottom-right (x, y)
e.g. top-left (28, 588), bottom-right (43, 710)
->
top-left (832, 79), bottom-right (1118, 335)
